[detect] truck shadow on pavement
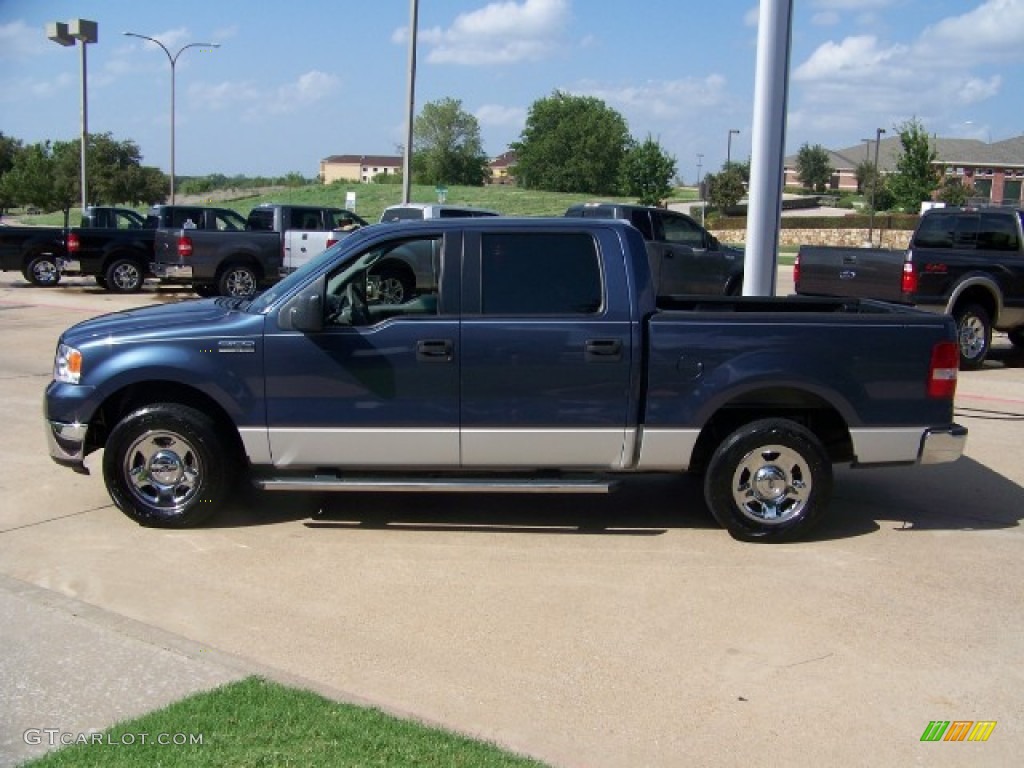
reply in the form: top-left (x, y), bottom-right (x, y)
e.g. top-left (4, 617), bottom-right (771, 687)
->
top-left (212, 457), bottom-right (1022, 541)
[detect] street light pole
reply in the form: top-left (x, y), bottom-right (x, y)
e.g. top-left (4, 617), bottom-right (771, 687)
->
top-left (47, 19), bottom-right (97, 217)
top-left (727, 128), bottom-right (740, 167)
top-left (867, 127), bottom-right (886, 247)
top-left (696, 153), bottom-right (704, 226)
top-left (124, 32), bottom-right (220, 204)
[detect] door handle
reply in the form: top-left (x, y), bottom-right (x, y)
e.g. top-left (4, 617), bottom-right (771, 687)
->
top-left (585, 339), bottom-right (622, 362)
top-left (417, 339), bottom-right (453, 362)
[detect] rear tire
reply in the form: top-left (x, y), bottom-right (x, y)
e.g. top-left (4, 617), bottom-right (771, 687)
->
top-left (218, 264), bottom-right (258, 297)
top-left (370, 266), bottom-right (413, 304)
top-left (102, 404), bottom-right (233, 528)
top-left (104, 257), bottom-right (145, 293)
top-left (1007, 327), bottom-right (1024, 349)
top-left (24, 254), bottom-right (60, 286)
top-left (954, 303), bottom-right (991, 370)
top-left (704, 418), bottom-right (832, 543)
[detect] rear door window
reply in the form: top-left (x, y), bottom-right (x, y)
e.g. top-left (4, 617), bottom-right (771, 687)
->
top-left (480, 232), bottom-right (602, 315)
top-left (977, 212), bottom-right (1021, 251)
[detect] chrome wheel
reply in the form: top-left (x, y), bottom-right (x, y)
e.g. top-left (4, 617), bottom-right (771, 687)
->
top-left (108, 260), bottom-right (143, 292)
top-left (26, 256), bottom-right (60, 286)
top-left (731, 444), bottom-right (811, 525)
top-left (122, 429), bottom-right (202, 513)
top-left (221, 267), bottom-right (256, 297)
top-left (955, 303), bottom-right (991, 370)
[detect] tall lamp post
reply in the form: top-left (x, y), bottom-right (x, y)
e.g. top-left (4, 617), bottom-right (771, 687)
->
top-left (726, 128), bottom-right (740, 167)
top-left (47, 19), bottom-right (97, 216)
top-left (124, 32), bottom-right (220, 204)
top-left (696, 153), bottom-right (704, 226)
top-left (867, 127), bottom-right (886, 247)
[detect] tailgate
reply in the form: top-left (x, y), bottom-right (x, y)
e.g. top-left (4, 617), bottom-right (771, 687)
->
top-left (797, 246), bottom-right (906, 302)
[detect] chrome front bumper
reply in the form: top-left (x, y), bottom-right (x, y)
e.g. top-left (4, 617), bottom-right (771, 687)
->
top-left (151, 263), bottom-right (193, 280)
top-left (46, 419), bottom-right (90, 474)
top-left (919, 424), bottom-right (968, 464)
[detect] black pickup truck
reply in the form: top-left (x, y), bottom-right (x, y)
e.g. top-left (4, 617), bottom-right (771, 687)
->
top-left (0, 206), bottom-right (142, 286)
top-left (565, 202), bottom-right (744, 296)
top-left (59, 204), bottom-right (246, 293)
top-left (795, 206), bottom-right (1024, 368)
top-left (0, 205), bottom-right (244, 292)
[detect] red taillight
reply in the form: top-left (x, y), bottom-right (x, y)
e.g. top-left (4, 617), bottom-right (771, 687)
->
top-left (177, 236), bottom-right (193, 258)
top-left (793, 251), bottom-right (801, 287)
top-left (928, 341), bottom-right (959, 399)
top-left (901, 255), bottom-right (917, 294)
top-left (326, 238), bottom-right (338, 248)
top-left (67, 232), bottom-right (80, 253)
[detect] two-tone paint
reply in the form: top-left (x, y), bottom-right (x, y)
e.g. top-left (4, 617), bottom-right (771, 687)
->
top-left (47, 218), bottom-right (965, 489)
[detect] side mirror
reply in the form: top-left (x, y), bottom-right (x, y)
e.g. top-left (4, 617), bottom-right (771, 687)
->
top-left (280, 275), bottom-right (325, 332)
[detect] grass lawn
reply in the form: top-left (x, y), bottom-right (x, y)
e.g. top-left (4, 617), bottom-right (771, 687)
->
top-left (24, 677), bottom-right (552, 768)
top-left (14, 184), bottom-right (699, 227)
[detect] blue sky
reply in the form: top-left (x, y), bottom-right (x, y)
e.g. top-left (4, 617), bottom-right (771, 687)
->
top-left (2, 0), bottom-right (1022, 182)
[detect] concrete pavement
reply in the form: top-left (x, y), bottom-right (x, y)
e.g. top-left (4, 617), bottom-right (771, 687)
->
top-left (1, 273), bottom-right (1022, 767)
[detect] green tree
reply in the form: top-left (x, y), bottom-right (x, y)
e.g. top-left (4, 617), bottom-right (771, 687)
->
top-left (888, 118), bottom-right (942, 211)
top-left (412, 98), bottom-right (489, 187)
top-left (512, 91), bottom-right (631, 194)
top-left (795, 143), bottom-right (833, 193)
top-left (0, 132), bottom-right (24, 211)
top-left (936, 176), bottom-right (969, 207)
top-left (0, 141), bottom-right (77, 218)
top-left (705, 167), bottom-right (745, 213)
top-left (620, 136), bottom-right (677, 206)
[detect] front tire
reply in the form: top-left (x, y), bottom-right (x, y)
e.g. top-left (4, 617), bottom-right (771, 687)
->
top-left (954, 303), bottom-right (991, 370)
top-left (218, 264), bottom-right (258, 297)
top-left (102, 404), bottom-right (234, 527)
top-left (105, 258), bottom-right (145, 293)
top-left (24, 254), bottom-right (60, 286)
top-left (704, 418), bottom-right (832, 543)
top-left (1007, 327), bottom-right (1024, 350)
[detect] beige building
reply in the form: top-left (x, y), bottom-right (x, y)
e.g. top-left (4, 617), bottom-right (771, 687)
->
top-left (320, 155), bottom-right (402, 184)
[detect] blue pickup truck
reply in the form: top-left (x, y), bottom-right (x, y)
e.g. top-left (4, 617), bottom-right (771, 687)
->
top-left (45, 218), bottom-right (966, 542)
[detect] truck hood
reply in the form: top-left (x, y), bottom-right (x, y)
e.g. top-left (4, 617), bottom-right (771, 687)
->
top-left (60, 298), bottom-right (264, 347)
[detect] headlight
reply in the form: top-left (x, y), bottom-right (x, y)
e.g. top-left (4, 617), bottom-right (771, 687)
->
top-left (53, 343), bottom-right (83, 384)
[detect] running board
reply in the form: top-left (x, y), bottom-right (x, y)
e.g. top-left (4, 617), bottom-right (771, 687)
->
top-left (254, 475), bottom-right (618, 494)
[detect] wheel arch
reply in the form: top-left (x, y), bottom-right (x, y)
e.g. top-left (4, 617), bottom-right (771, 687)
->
top-left (216, 255), bottom-right (264, 282)
top-left (944, 277), bottom-right (1001, 324)
top-left (688, 386), bottom-right (853, 473)
top-left (84, 380), bottom-right (246, 468)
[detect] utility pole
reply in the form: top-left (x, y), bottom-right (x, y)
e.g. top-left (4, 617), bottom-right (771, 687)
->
top-left (867, 127), bottom-right (886, 247)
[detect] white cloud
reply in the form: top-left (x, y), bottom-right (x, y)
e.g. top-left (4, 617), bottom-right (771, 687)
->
top-left (794, 35), bottom-right (909, 81)
top-left (475, 104), bottom-right (527, 128)
top-left (575, 76), bottom-right (730, 123)
top-left (398, 0), bottom-right (570, 66)
top-left (186, 71), bottom-right (339, 120)
top-left (0, 21), bottom-right (55, 59)
top-left (744, 7), bottom-right (759, 27)
top-left (917, 0), bottom-right (1024, 62)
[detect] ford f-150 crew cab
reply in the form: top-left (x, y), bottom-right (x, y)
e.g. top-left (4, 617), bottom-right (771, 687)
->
top-left (151, 203), bottom-right (367, 298)
top-left (794, 206), bottom-right (1024, 369)
top-left (45, 218), bottom-right (966, 542)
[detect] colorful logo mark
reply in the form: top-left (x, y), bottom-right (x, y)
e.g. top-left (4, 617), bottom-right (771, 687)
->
top-left (920, 721), bottom-right (996, 742)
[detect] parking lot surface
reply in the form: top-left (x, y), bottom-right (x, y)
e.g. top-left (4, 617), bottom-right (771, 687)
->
top-left (1, 273), bottom-right (1022, 767)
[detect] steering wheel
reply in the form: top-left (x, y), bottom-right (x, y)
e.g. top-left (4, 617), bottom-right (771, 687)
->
top-left (345, 281), bottom-right (371, 325)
